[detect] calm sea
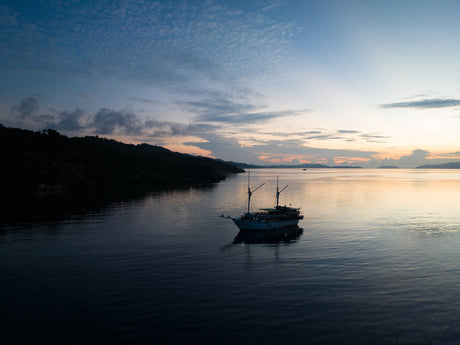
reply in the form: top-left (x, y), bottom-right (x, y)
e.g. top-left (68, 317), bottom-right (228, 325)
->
top-left (2, 169), bottom-right (460, 344)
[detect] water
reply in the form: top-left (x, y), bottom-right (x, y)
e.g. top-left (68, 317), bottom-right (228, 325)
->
top-left (2, 169), bottom-right (460, 344)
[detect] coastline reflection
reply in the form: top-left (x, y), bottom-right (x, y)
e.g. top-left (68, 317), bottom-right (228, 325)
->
top-left (233, 226), bottom-right (303, 244)
top-left (0, 184), bottom-right (217, 229)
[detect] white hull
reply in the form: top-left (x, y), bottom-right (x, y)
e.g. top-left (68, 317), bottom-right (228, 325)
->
top-left (232, 217), bottom-right (300, 231)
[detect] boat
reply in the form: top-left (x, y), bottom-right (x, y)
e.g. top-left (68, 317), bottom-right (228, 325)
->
top-left (224, 174), bottom-right (303, 231)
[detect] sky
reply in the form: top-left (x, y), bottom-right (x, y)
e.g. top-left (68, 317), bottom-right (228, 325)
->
top-left (1, 0), bottom-right (460, 168)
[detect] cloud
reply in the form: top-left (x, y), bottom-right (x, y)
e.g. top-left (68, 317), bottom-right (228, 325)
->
top-left (375, 149), bottom-right (430, 168)
top-left (380, 98), bottom-right (460, 109)
top-left (399, 149), bottom-right (429, 163)
top-left (180, 91), bottom-right (305, 124)
top-left (55, 109), bottom-right (86, 131)
top-left (128, 98), bottom-right (160, 104)
top-left (305, 134), bottom-right (339, 140)
top-left (193, 126), bottom-right (379, 165)
top-left (93, 108), bottom-right (141, 135)
top-left (447, 151), bottom-right (460, 156)
top-left (144, 119), bottom-right (194, 137)
top-left (299, 130), bottom-right (389, 143)
top-left (189, 131), bottom-right (262, 163)
top-left (8, 98), bottom-right (89, 132)
top-left (9, 97), bottom-right (193, 138)
top-left (182, 98), bottom-right (258, 120)
top-left (198, 109), bottom-right (303, 124)
top-left (10, 97), bottom-right (40, 118)
top-left (359, 133), bottom-right (390, 143)
top-left (337, 129), bottom-right (360, 134)
top-left (91, 108), bottom-right (194, 137)
top-left (261, 130), bottom-right (322, 137)
top-left (1, 1), bottom-right (298, 86)
top-left (260, 0), bottom-right (282, 11)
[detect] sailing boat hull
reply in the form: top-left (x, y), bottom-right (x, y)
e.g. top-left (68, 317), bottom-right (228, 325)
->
top-left (232, 217), bottom-right (301, 231)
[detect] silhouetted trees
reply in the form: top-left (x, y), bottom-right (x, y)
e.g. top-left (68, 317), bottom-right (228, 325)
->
top-left (0, 125), bottom-right (243, 191)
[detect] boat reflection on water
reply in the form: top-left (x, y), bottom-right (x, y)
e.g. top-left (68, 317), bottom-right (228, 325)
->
top-left (233, 226), bottom-right (303, 244)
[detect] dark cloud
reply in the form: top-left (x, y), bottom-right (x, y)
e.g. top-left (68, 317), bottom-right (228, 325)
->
top-left (144, 119), bottom-right (194, 137)
top-left (9, 98), bottom-right (88, 132)
top-left (360, 133), bottom-right (390, 143)
top-left (306, 134), bottom-right (340, 140)
top-left (361, 134), bottom-right (387, 138)
top-left (54, 109), bottom-right (86, 131)
top-left (129, 98), bottom-right (160, 104)
top-left (93, 108), bottom-right (141, 135)
top-left (380, 98), bottom-right (460, 109)
top-left (337, 129), bottom-right (360, 134)
top-left (92, 108), bottom-right (194, 137)
top-left (10, 97), bottom-right (40, 118)
top-left (9, 97), bottom-right (193, 138)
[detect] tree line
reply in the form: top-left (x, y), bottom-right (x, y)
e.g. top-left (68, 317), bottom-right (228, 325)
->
top-left (0, 124), bottom-right (243, 191)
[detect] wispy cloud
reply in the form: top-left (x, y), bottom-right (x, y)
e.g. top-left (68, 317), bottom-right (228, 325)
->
top-left (180, 90), bottom-right (305, 124)
top-left (197, 109), bottom-right (303, 124)
top-left (260, 0), bottom-right (283, 11)
top-left (297, 130), bottom-right (390, 143)
top-left (261, 130), bottom-right (322, 137)
top-left (1, 1), bottom-right (298, 86)
top-left (380, 98), bottom-right (460, 109)
top-left (305, 134), bottom-right (340, 140)
top-left (337, 129), bottom-right (360, 134)
top-left (182, 98), bottom-right (259, 120)
top-left (128, 98), bottom-right (160, 104)
top-left (194, 128), bottom-right (379, 165)
top-left (360, 133), bottom-right (390, 143)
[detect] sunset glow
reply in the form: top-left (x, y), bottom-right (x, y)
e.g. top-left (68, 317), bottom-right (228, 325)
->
top-left (1, 0), bottom-right (459, 167)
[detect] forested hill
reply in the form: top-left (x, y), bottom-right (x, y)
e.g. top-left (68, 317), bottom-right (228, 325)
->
top-left (416, 162), bottom-right (460, 169)
top-left (0, 125), bottom-right (243, 191)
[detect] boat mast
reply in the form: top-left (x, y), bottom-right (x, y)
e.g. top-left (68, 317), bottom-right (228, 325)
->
top-left (247, 171), bottom-right (264, 214)
top-left (275, 175), bottom-right (288, 207)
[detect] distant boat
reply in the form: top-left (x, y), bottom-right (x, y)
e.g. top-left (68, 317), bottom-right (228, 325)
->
top-left (223, 174), bottom-right (303, 231)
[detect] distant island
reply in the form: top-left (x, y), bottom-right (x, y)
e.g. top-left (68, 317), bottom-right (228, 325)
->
top-left (230, 162), bottom-right (363, 169)
top-left (377, 165), bottom-right (400, 169)
top-left (416, 162), bottom-right (460, 169)
top-left (0, 125), bottom-right (243, 191)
